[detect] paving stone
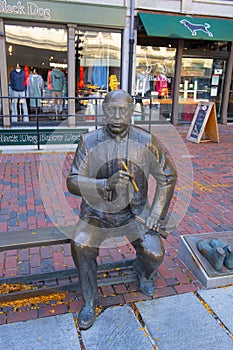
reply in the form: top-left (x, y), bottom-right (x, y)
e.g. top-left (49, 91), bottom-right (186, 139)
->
top-left (81, 305), bottom-right (154, 350)
top-left (198, 286), bottom-right (233, 334)
top-left (0, 314), bottom-right (80, 350)
top-left (136, 293), bottom-right (233, 350)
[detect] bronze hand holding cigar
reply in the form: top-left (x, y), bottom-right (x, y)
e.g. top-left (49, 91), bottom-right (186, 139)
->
top-left (121, 161), bottom-right (139, 192)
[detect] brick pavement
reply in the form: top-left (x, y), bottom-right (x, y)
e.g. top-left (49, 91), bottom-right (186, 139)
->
top-left (0, 123), bottom-right (233, 324)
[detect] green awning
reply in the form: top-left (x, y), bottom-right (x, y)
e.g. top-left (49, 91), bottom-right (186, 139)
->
top-left (138, 12), bottom-right (233, 41)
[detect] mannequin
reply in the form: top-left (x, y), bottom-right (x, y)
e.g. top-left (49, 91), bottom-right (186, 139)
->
top-left (155, 64), bottom-right (168, 99)
top-left (27, 69), bottom-right (44, 110)
top-left (135, 69), bottom-right (150, 97)
top-left (50, 67), bottom-right (65, 116)
top-left (10, 63), bottom-right (29, 122)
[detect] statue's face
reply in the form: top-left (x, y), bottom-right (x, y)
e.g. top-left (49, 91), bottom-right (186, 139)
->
top-left (103, 101), bottom-right (134, 135)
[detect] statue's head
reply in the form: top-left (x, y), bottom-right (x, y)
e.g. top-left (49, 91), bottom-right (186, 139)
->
top-left (103, 89), bottom-right (134, 135)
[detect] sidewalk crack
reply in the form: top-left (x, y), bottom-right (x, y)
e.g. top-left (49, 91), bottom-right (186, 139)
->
top-left (131, 302), bottom-right (158, 350)
top-left (195, 292), bottom-right (233, 340)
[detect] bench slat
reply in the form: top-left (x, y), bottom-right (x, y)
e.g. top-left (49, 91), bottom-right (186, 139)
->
top-left (0, 226), bottom-right (73, 251)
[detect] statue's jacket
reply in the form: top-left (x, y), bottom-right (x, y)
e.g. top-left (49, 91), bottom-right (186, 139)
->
top-left (67, 125), bottom-right (177, 238)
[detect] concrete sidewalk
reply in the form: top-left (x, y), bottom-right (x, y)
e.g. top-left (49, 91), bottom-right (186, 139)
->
top-left (0, 286), bottom-right (232, 350)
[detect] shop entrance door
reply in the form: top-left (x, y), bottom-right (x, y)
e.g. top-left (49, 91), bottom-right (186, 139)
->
top-left (179, 58), bottom-right (226, 122)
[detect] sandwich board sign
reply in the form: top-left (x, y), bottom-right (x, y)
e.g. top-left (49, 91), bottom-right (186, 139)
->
top-left (186, 102), bottom-right (219, 144)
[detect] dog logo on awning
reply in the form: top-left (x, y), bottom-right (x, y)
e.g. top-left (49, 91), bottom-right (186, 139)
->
top-left (180, 19), bottom-right (213, 37)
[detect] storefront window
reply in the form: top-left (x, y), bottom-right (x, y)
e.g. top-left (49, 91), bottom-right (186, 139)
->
top-left (179, 58), bottom-right (226, 122)
top-left (75, 30), bottom-right (121, 93)
top-left (5, 24), bottom-right (67, 120)
top-left (135, 45), bottom-right (176, 122)
top-left (74, 29), bottom-right (121, 118)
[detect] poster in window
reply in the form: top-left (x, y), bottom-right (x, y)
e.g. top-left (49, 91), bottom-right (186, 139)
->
top-left (214, 69), bottom-right (222, 75)
top-left (211, 75), bottom-right (219, 86)
top-left (211, 87), bottom-right (218, 97)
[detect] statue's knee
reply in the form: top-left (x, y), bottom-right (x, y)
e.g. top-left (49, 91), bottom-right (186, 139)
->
top-left (147, 242), bottom-right (165, 266)
top-left (158, 243), bottom-right (165, 260)
top-left (148, 235), bottom-right (164, 260)
top-left (71, 240), bottom-right (80, 256)
top-left (156, 248), bottom-right (165, 263)
top-left (71, 240), bottom-right (87, 259)
top-left (71, 240), bottom-right (98, 260)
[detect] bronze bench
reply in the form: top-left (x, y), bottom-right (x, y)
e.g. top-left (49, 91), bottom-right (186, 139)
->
top-left (0, 226), bottom-right (136, 302)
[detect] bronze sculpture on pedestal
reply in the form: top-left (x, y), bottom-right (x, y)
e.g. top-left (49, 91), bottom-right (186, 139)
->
top-left (197, 238), bottom-right (233, 271)
top-left (67, 89), bottom-right (177, 329)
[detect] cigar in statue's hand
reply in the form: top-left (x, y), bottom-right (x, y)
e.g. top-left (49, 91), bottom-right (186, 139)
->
top-left (121, 161), bottom-right (139, 192)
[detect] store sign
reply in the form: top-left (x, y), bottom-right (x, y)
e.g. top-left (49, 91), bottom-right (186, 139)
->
top-left (138, 12), bottom-right (233, 41)
top-left (0, 0), bottom-right (126, 27)
top-left (179, 19), bottom-right (213, 38)
top-left (0, 128), bottom-right (88, 146)
top-left (0, 1), bottom-right (51, 20)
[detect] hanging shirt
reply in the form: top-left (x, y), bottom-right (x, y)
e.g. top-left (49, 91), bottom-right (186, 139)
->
top-left (136, 74), bottom-right (150, 95)
top-left (51, 68), bottom-right (65, 91)
top-left (27, 73), bottom-right (44, 107)
top-left (91, 66), bottom-right (107, 89)
top-left (155, 74), bottom-right (168, 96)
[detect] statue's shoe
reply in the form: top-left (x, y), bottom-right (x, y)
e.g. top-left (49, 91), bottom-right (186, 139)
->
top-left (210, 239), bottom-right (233, 270)
top-left (78, 301), bottom-right (96, 330)
top-left (133, 260), bottom-right (155, 297)
top-left (139, 278), bottom-right (155, 297)
top-left (209, 238), bottom-right (225, 248)
top-left (223, 245), bottom-right (233, 270)
top-left (197, 239), bottom-right (226, 271)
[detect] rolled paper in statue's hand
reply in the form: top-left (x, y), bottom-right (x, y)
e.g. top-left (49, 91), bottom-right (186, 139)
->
top-left (135, 215), bottom-right (169, 239)
top-left (121, 161), bottom-right (139, 192)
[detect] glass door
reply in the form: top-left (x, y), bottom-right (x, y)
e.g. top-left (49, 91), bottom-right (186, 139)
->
top-left (135, 45), bottom-right (176, 122)
top-left (211, 59), bottom-right (226, 119)
top-left (178, 58), bottom-right (226, 122)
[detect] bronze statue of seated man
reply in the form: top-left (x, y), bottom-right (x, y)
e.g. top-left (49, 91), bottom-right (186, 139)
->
top-left (67, 89), bottom-right (177, 329)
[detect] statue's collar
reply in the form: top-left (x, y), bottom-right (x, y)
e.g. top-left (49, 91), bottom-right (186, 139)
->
top-left (105, 124), bottom-right (131, 142)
